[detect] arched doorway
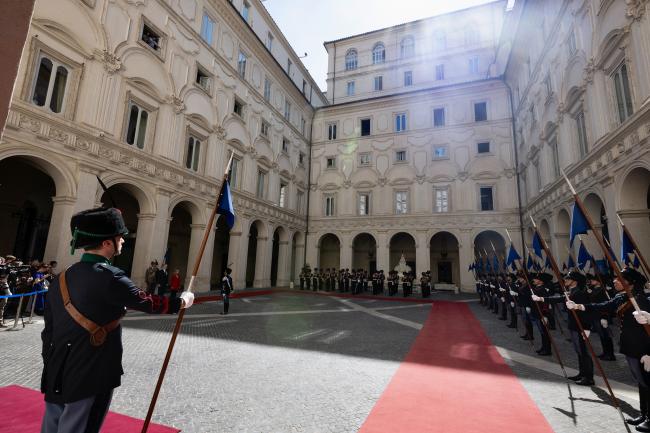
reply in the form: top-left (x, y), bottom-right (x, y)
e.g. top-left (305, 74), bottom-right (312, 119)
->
top-left (584, 193), bottom-right (609, 240)
top-left (352, 233), bottom-right (376, 272)
top-left (101, 184), bottom-right (140, 277)
top-left (245, 220), bottom-right (267, 288)
top-left (389, 232), bottom-right (415, 272)
top-left (474, 230), bottom-right (506, 273)
top-left (430, 232), bottom-right (459, 284)
top-left (620, 167), bottom-right (650, 260)
top-left (210, 214), bottom-right (230, 290)
top-left (167, 203), bottom-right (193, 285)
top-left (0, 157), bottom-right (55, 261)
top-left (318, 233), bottom-right (340, 270)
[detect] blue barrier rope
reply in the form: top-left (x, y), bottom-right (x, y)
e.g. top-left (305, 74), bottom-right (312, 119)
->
top-left (0, 288), bottom-right (48, 299)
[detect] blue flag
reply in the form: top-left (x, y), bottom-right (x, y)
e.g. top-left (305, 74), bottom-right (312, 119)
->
top-left (493, 255), bottom-right (500, 273)
top-left (527, 254), bottom-right (534, 270)
top-left (621, 229), bottom-right (634, 265)
top-left (217, 178), bottom-right (235, 229)
top-left (569, 203), bottom-right (589, 246)
top-left (595, 258), bottom-right (609, 273)
top-left (567, 254), bottom-right (576, 269)
top-left (486, 257), bottom-right (492, 273)
top-left (577, 242), bottom-right (590, 271)
top-left (532, 231), bottom-right (543, 258)
top-left (544, 256), bottom-right (551, 270)
top-left (506, 244), bottom-right (521, 267)
top-left (633, 254), bottom-right (641, 269)
top-left (163, 248), bottom-right (170, 265)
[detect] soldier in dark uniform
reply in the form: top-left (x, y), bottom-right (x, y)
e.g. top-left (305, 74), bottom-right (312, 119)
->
top-left (586, 273), bottom-right (616, 361)
top-left (505, 273), bottom-right (519, 329)
top-left (299, 270), bottom-right (305, 290)
top-left (420, 272), bottom-right (431, 298)
top-left (40, 207), bottom-right (194, 433)
top-left (529, 272), bottom-right (554, 356)
top-left (305, 268), bottom-right (311, 291)
top-left (312, 268), bottom-right (319, 291)
top-left (221, 267), bottom-right (234, 314)
top-left (344, 269), bottom-right (350, 292)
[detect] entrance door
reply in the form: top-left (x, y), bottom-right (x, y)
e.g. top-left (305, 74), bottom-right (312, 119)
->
top-left (438, 261), bottom-right (452, 283)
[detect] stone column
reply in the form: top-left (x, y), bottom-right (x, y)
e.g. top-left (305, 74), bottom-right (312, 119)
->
top-left (340, 233), bottom-right (352, 271)
top-left (305, 232), bottom-right (319, 270)
top-left (228, 223), bottom-right (248, 289)
top-left (44, 196), bottom-right (78, 269)
top-left (293, 233), bottom-right (305, 284)
top-left (458, 229), bottom-right (474, 293)
top-left (131, 213), bottom-right (156, 287)
top-left (601, 177), bottom-right (620, 258)
top-left (254, 235), bottom-right (271, 287)
top-left (415, 231), bottom-right (429, 278)
top-left (375, 232), bottom-right (389, 272)
top-left (276, 240), bottom-right (290, 287)
top-left (619, 210), bottom-right (650, 267)
top-left (186, 223), bottom-right (210, 291)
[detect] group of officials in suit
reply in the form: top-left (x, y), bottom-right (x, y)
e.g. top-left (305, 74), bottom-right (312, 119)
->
top-left (475, 267), bottom-right (650, 432)
top-left (298, 268), bottom-right (434, 298)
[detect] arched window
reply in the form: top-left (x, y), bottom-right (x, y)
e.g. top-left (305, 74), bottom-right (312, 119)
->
top-left (400, 36), bottom-right (414, 58)
top-left (372, 43), bottom-right (385, 64)
top-left (345, 49), bottom-right (358, 71)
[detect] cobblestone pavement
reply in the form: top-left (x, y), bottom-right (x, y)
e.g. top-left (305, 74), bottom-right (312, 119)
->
top-left (0, 290), bottom-right (637, 432)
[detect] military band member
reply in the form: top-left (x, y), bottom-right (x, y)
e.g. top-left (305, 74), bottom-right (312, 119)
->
top-left (40, 207), bottom-right (194, 433)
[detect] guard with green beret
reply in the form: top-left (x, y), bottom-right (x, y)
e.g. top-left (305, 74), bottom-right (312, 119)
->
top-left (40, 207), bottom-right (195, 433)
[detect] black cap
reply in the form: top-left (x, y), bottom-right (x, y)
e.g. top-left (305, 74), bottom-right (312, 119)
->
top-left (533, 272), bottom-right (553, 285)
top-left (70, 207), bottom-right (128, 253)
top-left (565, 270), bottom-right (586, 287)
top-left (620, 267), bottom-right (647, 289)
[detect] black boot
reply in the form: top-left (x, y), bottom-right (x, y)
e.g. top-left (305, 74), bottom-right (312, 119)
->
top-left (629, 386), bottom-right (649, 426)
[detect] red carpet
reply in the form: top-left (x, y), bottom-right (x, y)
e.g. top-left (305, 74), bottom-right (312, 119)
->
top-left (359, 302), bottom-right (554, 433)
top-left (277, 289), bottom-right (439, 303)
top-left (0, 385), bottom-right (179, 433)
top-left (195, 289), bottom-right (274, 304)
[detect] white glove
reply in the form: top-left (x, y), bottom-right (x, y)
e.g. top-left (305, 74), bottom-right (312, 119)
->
top-left (566, 300), bottom-right (584, 310)
top-left (500, 297), bottom-right (506, 302)
top-left (180, 291), bottom-right (194, 309)
top-left (509, 290), bottom-right (517, 297)
top-left (641, 355), bottom-right (650, 372)
top-left (499, 288), bottom-right (506, 292)
top-left (583, 330), bottom-right (590, 338)
top-left (525, 307), bottom-right (531, 314)
top-left (542, 317), bottom-right (548, 325)
top-left (633, 310), bottom-right (650, 325)
top-left (510, 301), bottom-right (515, 308)
top-left (532, 295), bottom-right (544, 302)
top-left (600, 318), bottom-right (609, 329)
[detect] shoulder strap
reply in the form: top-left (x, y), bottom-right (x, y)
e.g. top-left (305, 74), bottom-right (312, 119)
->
top-left (58, 271), bottom-right (121, 346)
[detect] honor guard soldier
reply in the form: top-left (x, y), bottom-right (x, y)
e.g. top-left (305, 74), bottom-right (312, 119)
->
top-left (40, 207), bottom-right (194, 433)
top-left (305, 268), bottom-right (311, 291)
top-left (420, 272), bottom-right (431, 298)
top-left (585, 273), bottom-right (616, 361)
top-left (338, 269), bottom-right (345, 293)
top-left (379, 270), bottom-right (385, 294)
top-left (299, 270), bottom-right (305, 290)
top-left (221, 267), bottom-right (234, 315)
top-left (344, 269), bottom-right (350, 292)
top-left (312, 268), bottom-right (319, 291)
top-left (506, 273), bottom-right (519, 329)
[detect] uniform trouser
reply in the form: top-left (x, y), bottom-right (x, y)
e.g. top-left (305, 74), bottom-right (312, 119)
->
top-left (627, 356), bottom-right (650, 417)
top-left (222, 292), bottom-right (230, 313)
top-left (499, 299), bottom-right (507, 319)
top-left (508, 302), bottom-right (517, 327)
top-left (570, 330), bottom-right (593, 380)
top-left (592, 319), bottom-right (615, 356)
top-left (0, 297), bottom-right (6, 324)
top-left (532, 318), bottom-right (550, 352)
top-left (522, 308), bottom-right (534, 338)
top-left (41, 389), bottom-right (113, 433)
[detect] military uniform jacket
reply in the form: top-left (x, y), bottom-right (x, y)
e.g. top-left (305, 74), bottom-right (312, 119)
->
top-left (585, 291), bottom-right (650, 358)
top-left (41, 254), bottom-right (181, 404)
top-left (546, 286), bottom-right (593, 331)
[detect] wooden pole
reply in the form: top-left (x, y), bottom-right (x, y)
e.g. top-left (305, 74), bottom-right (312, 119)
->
top-left (142, 155), bottom-right (234, 432)
top-left (530, 218), bottom-right (630, 431)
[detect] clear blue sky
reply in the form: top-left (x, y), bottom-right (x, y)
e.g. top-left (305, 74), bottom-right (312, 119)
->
top-left (263, 0), bottom-right (499, 92)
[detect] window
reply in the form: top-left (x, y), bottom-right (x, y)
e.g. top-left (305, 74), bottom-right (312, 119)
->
top-left (433, 146), bottom-right (448, 159)
top-left (435, 64), bottom-right (444, 81)
top-left (256, 170), bottom-right (266, 198)
top-left (347, 81), bottom-right (355, 96)
top-left (469, 56), bottom-right (479, 74)
top-left (345, 49), bottom-right (358, 70)
top-left (434, 188), bottom-right (449, 212)
top-left (233, 98), bottom-right (244, 117)
top-left (279, 182), bottom-right (287, 207)
top-left (327, 122), bottom-right (337, 140)
top-left (325, 195), bottom-right (335, 216)
top-left (568, 30), bottom-right (577, 56)
top-left (326, 157), bottom-right (336, 169)
top-left (479, 186), bottom-right (494, 211)
top-left (395, 150), bottom-right (407, 162)
top-left (241, 1), bottom-right (250, 22)
top-left (196, 65), bottom-right (212, 92)
top-left (31, 55), bottom-right (69, 113)
top-left (201, 12), bottom-right (215, 45)
top-left (302, 80), bottom-right (307, 94)
top-left (395, 113), bottom-right (407, 132)
top-left (261, 120), bottom-right (270, 137)
top-left (359, 152), bottom-right (371, 166)
top-left (395, 191), bottom-right (408, 214)
top-left (266, 32), bottom-right (273, 51)
top-left (299, 152), bottom-right (305, 166)
top-left (186, 136), bottom-right (201, 171)
top-left (474, 102), bottom-right (487, 122)
top-left (372, 43), bottom-right (385, 64)
top-left (301, 117), bottom-right (306, 135)
top-left (433, 108), bottom-right (445, 127)
top-left (237, 51), bottom-right (247, 78)
top-left (477, 142), bottom-right (490, 154)
top-left (360, 118), bottom-right (371, 136)
top-left (359, 193), bottom-right (370, 215)
top-left (141, 21), bottom-right (162, 52)
top-left (264, 77), bottom-right (271, 102)
top-left (613, 62), bottom-right (634, 123)
top-left (229, 155), bottom-right (240, 189)
top-left (550, 137), bottom-right (560, 179)
top-left (297, 191), bottom-right (304, 213)
top-left (576, 110), bottom-right (588, 156)
top-left (284, 100), bottom-right (291, 120)
top-left (404, 71), bottom-right (413, 86)
top-left (400, 36), bottom-right (414, 58)
top-left (287, 59), bottom-right (292, 75)
top-left (374, 76), bottom-right (383, 91)
top-left (125, 101), bottom-right (149, 149)
top-left (282, 137), bottom-right (289, 153)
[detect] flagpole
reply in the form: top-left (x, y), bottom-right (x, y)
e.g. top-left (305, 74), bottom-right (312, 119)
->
top-left (141, 154), bottom-right (234, 433)
top-left (561, 170), bottom-right (650, 335)
top-left (530, 217), bottom-right (630, 431)
top-left (616, 213), bottom-right (650, 278)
